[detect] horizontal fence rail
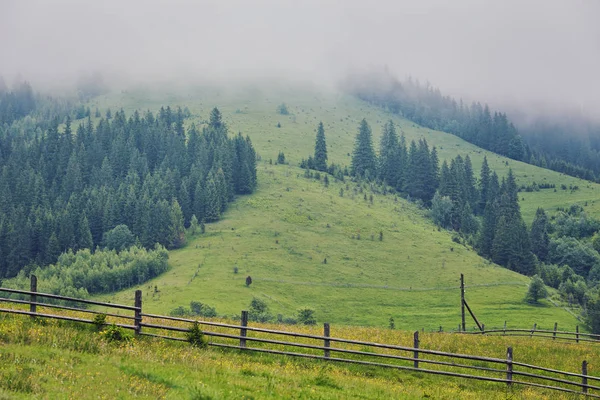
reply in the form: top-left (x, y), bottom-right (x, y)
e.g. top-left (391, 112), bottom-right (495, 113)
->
top-left (0, 278), bottom-right (598, 398)
top-left (460, 325), bottom-right (600, 344)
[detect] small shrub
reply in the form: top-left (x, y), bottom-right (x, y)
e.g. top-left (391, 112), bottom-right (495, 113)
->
top-left (277, 103), bottom-right (289, 115)
top-left (186, 321), bottom-right (208, 348)
top-left (100, 324), bottom-right (132, 344)
top-left (277, 151), bottom-right (285, 164)
top-left (93, 314), bottom-right (107, 331)
top-left (246, 276), bottom-right (252, 287)
top-left (170, 306), bottom-right (190, 317)
top-left (190, 301), bottom-right (217, 318)
top-left (297, 307), bottom-right (316, 325)
top-left (526, 275), bottom-right (548, 304)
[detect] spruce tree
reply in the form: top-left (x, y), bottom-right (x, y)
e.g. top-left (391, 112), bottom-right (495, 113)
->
top-left (169, 199), bottom-right (185, 248)
top-left (530, 208), bottom-right (550, 262)
top-left (314, 122), bottom-right (328, 172)
top-left (351, 119), bottom-right (377, 179)
top-left (378, 120), bottom-right (398, 185)
top-left (478, 156), bottom-right (491, 214)
top-left (478, 200), bottom-right (497, 257)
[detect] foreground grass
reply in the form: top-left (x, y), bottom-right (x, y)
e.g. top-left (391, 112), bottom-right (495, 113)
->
top-left (0, 312), bottom-right (597, 399)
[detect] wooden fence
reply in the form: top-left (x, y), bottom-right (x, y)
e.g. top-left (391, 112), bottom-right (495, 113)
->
top-left (461, 322), bottom-right (600, 344)
top-left (0, 278), bottom-right (598, 398)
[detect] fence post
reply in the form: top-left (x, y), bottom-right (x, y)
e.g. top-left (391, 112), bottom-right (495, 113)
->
top-left (240, 310), bottom-right (248, 348)
top-left (30, 274), bottom-right (37, 318)
top-left (324, 323), bottom-right (330, 358)
top-left (134, 290), bottom-right (142, 335)
top-left (553, 322), bottom-right (557, 340)
top-left (413, 331), bottom-right (419, 368)
top-left (582, 360), bottom-right (588, 394)
top-left (503, 321), bottom-right (507, 335)
top-left (576, 325), bottom-right (580, 343)
top-left (530, 323), bottom-right (536, 338)
top-left (506, 347), bottom-right (513, 386)
top-left (481, 323), bottom-right (485, 333)
top-left (460, 273), bottom-right (466, 332)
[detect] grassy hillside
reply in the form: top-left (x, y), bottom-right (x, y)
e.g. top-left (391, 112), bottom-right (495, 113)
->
top-left (91, 82), bottom-right (600, 224)
top-left (0, 312), bottom-right (597, 399)
top-left (85, 82), bottom-right (599, 330)
top-left (98, 163), bottom-right (578, 330)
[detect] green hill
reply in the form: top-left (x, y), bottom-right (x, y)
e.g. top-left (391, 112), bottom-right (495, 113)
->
top-left (90, 82), bottom-right (599, 330)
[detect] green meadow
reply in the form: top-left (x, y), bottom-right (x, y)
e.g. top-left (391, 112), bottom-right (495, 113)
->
top-left (85, 82), bottom-right (600, 331)
top-left (0, 313), bottom-right (597, 399)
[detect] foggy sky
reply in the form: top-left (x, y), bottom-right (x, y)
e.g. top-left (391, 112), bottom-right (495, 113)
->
top-left (1, 0), bottom-right (598, 113)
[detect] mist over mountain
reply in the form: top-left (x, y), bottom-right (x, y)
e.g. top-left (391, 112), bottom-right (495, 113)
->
top-left (1, 0), bottom-right (598, 115)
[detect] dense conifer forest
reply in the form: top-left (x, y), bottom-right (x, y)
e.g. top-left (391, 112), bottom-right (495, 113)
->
top-left (0, 83), bottom-right (257, 279)
top-left (301, 118), bottom-right (600, 328)
top-left (346, 72), bottom-right (600, 182)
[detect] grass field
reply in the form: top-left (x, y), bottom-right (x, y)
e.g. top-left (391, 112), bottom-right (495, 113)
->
top-left (0, 311), bottom-right (597, 399)
top-left (79, 81), bottom-right (600, 331)
top-left (97, 163), bottom-right (580, 331)
top-left (89, 82), bottom-right (600, 224)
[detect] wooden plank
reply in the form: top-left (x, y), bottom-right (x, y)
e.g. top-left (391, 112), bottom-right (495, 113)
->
top-left (0, 307), bottom-right (135, 330)
top-left (0, 298), bottom-right (135, 320)
top-left (323, 323), bottom-right (330, 358)
top-left (30, 275), bottom-right (37, 318)
top-left (134, 290), bottom-right (142, 335)
top-left (0, 288), bottom-right (139, 311)
top-left (240, 310), bottom-right (248, 348)
top-left (413, 331), bottom-right (419, 368)
top-left (463, 299), bottom-right (483, 331)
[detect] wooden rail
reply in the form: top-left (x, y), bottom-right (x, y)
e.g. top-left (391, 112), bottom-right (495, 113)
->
top-left (460, 324), bottom-right (600, 343)
top-left (0, 277), bottom-right (598, 398)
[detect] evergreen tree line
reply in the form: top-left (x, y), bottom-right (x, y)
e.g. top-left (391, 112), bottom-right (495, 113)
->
top-left (343, 118), bottom-right (533, 274)
top-left (345, 72), bottom-right (600, 182)
top-left (347, 117), bottom-right (600, 330)
top-left (0, 106), bottom-right (257, 278)
top-left (2, 246), bottom-right (169, 304)
top-left (528, 205), bottom-right (600, 331)
top-left (0, 78), bottom-right (77, 130)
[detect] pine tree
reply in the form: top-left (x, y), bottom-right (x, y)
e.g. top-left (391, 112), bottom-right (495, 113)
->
top-left (77, 215), bottom-right (93, 251)
top-left (378, 120), bottom-right (399, 185)
top-left (478, 156), bottom-right (491, 214)
top-left (169, 199), bottom-right (185, 248)
top-left (530, 208), bottom-right (550, 262)
top-left (189, 214), bottom-right (199, 234)
top-left (314, 122), bottom-right (328, 172)
top-left (463, 155), bottom-right (477, 211)
top-left (351, 119), bottom-right (377, 179)
top-left (478, 200), bottom-right (497, 257)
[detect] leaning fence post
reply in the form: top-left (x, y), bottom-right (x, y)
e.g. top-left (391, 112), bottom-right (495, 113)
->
top-left (553, 322), bottom-right (557, 340)
top-left (582, 360), bottom-right (588, 394)
top-left (576, 325), bottom-right (580, 343)
top-left (413, 331), bottom-right (419, 368)
top-left (240, 310), bottom-right (248, 348)
top-left (30, 274), bottom-right (37, 318)
top-left (134, 290), bottom-right (142, 335)
top-left (506, 347), bottom-right (513, 386)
